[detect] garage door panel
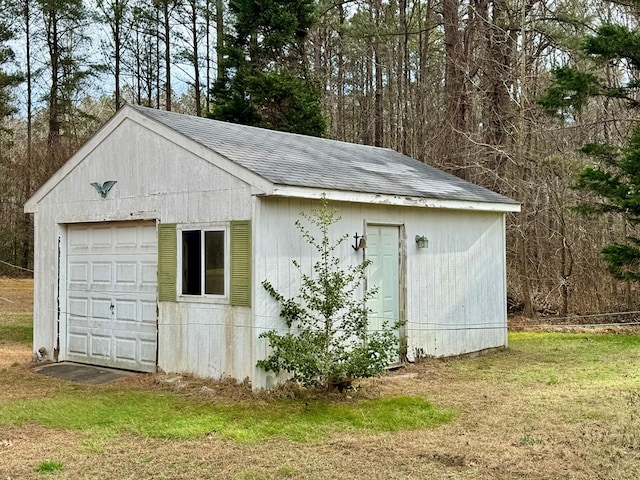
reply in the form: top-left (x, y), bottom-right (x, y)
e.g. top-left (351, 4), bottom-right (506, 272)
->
top-left (91, 263), bottom-right (113, 284)
top-left (68, 332), bottom-right (88, 355)
top-left (115, 338), bottom-right (137, 361)
top-left (91, 227), bottom-right (113, 248)
top-left (69, 297), bottom-right (89, 316)
top-left (140, 340), bottom-right (157, 365)
top-left (141, 301), bottom-right (157, 324)
top-left (69, 263), bottom-right (89, 284)
top-left (114, 299), bottom-right (137, 322)
top-left (66, 222), bottom-right (157, 372)
top-left (141, 224), bottom-right (157, 246)
top-left (91, 298), bottom-right (112, 320)
top-left (115, 225), bottom-right (138, 247)
top-left (115, 262), bottom-right (137, 285)
top-left (90, 335), bottom-right (111, 358)
top-left (141, 262), bottom-right (157, 285)
top-left (68, 229), bottom-right (90, 250)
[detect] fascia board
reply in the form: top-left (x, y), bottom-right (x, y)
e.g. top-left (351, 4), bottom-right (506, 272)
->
top-left (267, 185), bottom-right (522, 213)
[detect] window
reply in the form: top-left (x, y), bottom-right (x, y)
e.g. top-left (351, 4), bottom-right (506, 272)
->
top-left (181, 229), bottom-right (225, 296)
top-left (158, 221), bottom-right (250, 305)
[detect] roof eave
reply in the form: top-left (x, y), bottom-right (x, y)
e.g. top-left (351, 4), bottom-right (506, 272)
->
top-left (265, 185), bottom-right (521, 213)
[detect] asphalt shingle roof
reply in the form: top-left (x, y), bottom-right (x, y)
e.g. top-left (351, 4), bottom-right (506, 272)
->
top-left (134, 105), bottom-right (518, 206)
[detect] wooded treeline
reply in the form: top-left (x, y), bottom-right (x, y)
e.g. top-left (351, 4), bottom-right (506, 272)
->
top-left (1, 0), bottom-right (639, 316)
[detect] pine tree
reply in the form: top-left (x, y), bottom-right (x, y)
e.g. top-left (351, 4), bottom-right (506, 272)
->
top-left (0, 5), bottom-right (25, 273)
top-left (209, 0), bottom-right (325, 136)
top-left (0, 10), bottom-right (21, 130)
top-left (37, 0), bottom-right (94, 152)
top-left (572, 129), bottom-right (640, 280)
top-left (95, 0), bottom-right (130, 111)
top-left (539, 4), bottom-right (640, 281)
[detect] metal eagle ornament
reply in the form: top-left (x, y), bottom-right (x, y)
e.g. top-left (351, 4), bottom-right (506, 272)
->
top-left (91, 180), bottom-right (117, 198)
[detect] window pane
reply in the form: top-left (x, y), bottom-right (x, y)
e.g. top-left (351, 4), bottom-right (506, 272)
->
top-left (182, 230), bottom-right (201, 295)
top-left (205, 231), bottom-right (225, 295)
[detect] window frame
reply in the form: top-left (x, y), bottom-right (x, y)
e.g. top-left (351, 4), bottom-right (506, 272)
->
top-left (178, 225), bottom-right (229, 302)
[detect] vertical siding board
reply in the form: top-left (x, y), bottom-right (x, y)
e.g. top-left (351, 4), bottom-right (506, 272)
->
top-left (211, 320), bottom-right (223, 378)
top-left (264, 201), bottom-right (281, 331)
top-left (31, 215), bottom-right (58, 358)
top-left (186, 308), bottom-right (199, 373)
top-left (197, 311), bottom-right (210, 374)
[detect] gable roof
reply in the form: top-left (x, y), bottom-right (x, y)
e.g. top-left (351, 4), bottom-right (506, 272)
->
top-left (25, 104), bottom-right (520, 213)
top-left (132, 105), bottom-right (519, 210)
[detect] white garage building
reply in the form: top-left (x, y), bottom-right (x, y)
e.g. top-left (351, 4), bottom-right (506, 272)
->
top-left (25, 105), bottom-right (520, 388)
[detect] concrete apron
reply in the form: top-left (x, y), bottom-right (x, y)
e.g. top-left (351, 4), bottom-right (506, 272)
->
top-left (34, 362), bottom-right (141, 384)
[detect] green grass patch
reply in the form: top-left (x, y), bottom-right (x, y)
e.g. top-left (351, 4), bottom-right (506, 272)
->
top-left (34, 460), bottom-right (64, 474)
top-left (510, 331), bottom-right (640, 355)
top-left (0, 389), bottom-right (453, 443)
top-left (0, 313), bottom-right (33, 344)
top-left (451, 332), bottom-right (640, 388)
top-left (510, 332), bottom-right (640, 383)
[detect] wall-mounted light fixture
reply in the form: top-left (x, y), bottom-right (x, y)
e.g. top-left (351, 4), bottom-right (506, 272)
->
top-left (415, 235), bottom-right (428, 249)
top-left (352, 232), bottom-right (366, 251)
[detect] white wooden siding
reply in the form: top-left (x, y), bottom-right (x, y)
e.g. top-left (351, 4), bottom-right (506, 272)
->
top-left (253, 197), bottom-right (508, 386)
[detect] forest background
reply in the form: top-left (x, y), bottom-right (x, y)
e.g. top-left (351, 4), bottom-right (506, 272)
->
top-left (1, 0), bottom-right (638, 319)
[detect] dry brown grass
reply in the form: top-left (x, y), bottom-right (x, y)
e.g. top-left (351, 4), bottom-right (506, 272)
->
top-left (2, 278), bottom-right (640, 479)
top-left (0, 277), bottom-right (33, 314)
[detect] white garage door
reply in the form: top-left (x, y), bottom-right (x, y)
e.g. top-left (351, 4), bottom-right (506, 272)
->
top-left (66, 221), bottom-right (158, 372)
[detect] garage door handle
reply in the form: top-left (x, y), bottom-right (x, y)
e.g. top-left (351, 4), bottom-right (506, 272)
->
top-left (110, 303), bottom-right (115, 314)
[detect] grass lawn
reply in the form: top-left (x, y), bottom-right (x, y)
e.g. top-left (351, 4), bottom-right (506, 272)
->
top-left (2, 278), bottom-right (640, 479)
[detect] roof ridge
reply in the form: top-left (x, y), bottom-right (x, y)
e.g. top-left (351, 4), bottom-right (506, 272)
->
top-left (131, 103), bottom-right (401, 154)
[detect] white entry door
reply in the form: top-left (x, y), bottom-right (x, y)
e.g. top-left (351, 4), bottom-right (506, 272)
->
top-left (366, 225), bottom-right (400, 339)
top-left (66, 222), bottom-right (158, 372)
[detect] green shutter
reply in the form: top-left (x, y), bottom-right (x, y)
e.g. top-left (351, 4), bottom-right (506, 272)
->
top-left (157, 223), bottom-right (177, 302)
top-left (230, 220), bottom-right (251, 307)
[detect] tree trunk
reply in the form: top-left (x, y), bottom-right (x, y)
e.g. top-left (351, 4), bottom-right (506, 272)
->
top-left (441, 0), bottom-right (468, 175)
top-left (163, 1), bottom-right (171, 111)
top-left (23, 0), bottom-right (33, 270)
top-left (216, 0), bottom-right (224, 82)
top-left (516, 0), bottom-right (534, 317)
top-left (190, 0), bottom-right (201, 116)
top-left (373, 0), bottom-right (383, 147)
top-left (114, 0), bottom-right (122, 110)
top-left (399, 0), bottom-right (409, 155)
top-left (205, 0), bottom-right (211, 113)
top-left (44, 5), bottom-right (61, 151)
